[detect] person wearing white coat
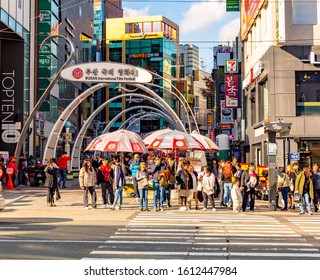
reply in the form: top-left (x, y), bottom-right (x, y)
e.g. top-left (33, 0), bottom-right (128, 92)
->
top-left (79, 160), bottom-right (97, 210)
top-left (201, 166), bottom-right (217, 211)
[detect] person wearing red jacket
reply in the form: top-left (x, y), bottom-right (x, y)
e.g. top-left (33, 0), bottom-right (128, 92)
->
top-left (7, 157), bottom-right (18, 188)
top-left (57, 151), bottom-right (71, 188)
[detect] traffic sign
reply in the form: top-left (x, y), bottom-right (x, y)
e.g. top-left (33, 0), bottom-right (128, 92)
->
top-left (289, 153), bottom-right (300, 161)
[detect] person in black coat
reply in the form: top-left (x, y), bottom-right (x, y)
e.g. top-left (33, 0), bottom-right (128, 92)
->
top-left (44, 159), bottom-right (59, 207)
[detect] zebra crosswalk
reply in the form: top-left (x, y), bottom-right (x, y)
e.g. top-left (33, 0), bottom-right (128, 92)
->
top-left (84, 212), bottom-right (320, 259)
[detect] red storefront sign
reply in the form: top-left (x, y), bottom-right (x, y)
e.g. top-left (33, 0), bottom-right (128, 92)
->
top-left (209, 129), bottom-right (215, 140)
top-left (224, 74), bottom-right (239, 108)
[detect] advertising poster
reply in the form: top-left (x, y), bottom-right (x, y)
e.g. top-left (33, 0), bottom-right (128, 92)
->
top-left (220, 100), bottom-right (234, 124)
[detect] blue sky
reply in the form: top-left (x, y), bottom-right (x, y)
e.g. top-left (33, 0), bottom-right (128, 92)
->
top-left (123, 0), bottom-right (240, 72)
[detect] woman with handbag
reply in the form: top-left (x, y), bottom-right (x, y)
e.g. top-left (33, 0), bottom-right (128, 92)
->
top-left (175, 161), bottom-right (190, 211)
top-left (79, 160), bottom-right (97, 210)
top-left (295, 167), bottom-right (314, 215)
top-left (136, 162), bottom-right (150, 211)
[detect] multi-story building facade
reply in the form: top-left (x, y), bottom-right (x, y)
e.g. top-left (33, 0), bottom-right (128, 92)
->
top-left (179, 44), bottom-right (200, 130)
top-left (105, 16), bottom-right (179, 133)
top-left (35, 0), bottom-right (94, 157)
top-left (92, 0), bottom-right (122, 135)
top-left (241, 0), bottom-right (320, 167)
top-left (0, 0), bottom-right (31, 157)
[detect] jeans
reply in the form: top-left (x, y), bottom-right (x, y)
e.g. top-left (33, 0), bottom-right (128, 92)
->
top-left (242, 187), bottom-right (255, 211)
top-left (113, 187), bottom-right (123, 206)
top-left (203, 192), bottom-right (215, 209)
top-left (300, 192), bottom-right (313, 214)
top-left (223, 182), bottom-right (233, 205)
top-left (164, 186), bottom-right (171, 205)
top-left (153, 183), bottom-right (159, 208)
top-left (138, 188), bottom-right (148, 209)
top-left (83, 186), bottom-right (96, 208)
top-left (59, 168), bottom-right (67, 187)
top-left (281, 187), bottom-right (290, 209)
top-left (101, 182), bottom-right (114, 205)
top-left (132, 177), bottom-right (140, 198)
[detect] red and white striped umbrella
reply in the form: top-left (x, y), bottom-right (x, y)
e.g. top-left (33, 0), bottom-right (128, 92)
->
top-left (190, 131), bottom-right (220, 151)
top-left (143, 128), bottom-right (173, 146)
top-left (148, 130), bottom-right (205, 151)
top-left (85, 129), bottom-right (147, 153)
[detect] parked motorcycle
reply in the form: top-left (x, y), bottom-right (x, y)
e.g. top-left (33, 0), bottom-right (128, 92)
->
top-left (28, 162), bottom-right (46, 187)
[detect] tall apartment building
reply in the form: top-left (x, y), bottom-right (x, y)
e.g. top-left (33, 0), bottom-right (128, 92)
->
top-left (35, 0), bottom-right (94, 157)
top-left (0, 0), bottom-right (31, 157)
top-left (241, 0), bottom-right (320, 166)
top-left (105, 16), bottom-right (179, 133)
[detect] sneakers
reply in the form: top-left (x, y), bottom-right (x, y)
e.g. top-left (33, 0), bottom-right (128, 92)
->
top-left (202, 208), bottom-right (207, 211)
top-left (212, 208), bottom-right (217, 212)
top-left (115, 205), bottom-right (121, 210)
top-left (85, 206), bottom-right (89, 210)
top-left (179, 206), bottom-right (187, 211)
top-left (111, 205), bottom-right (115, 210)
top-left (104, 204), bottom-right (107, 209)
top-left (309, 212), bottom-right (313, 215)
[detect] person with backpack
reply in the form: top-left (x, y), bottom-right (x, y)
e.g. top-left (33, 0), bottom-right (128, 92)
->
top-left (129, 153), bottom-right (141, 200)
top-left (241, 162), bottom-right (259, 212)
top-left (97, 159), bottom-right (114, 209)
top-left (276, 165), bottom-right (291, 211)
top-left (295, 167), bottom-right (314, 215)
top-left (222, 161), bottom-right (233, 208)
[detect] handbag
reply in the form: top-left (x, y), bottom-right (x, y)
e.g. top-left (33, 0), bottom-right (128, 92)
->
top-left (140, 177), bottom-right (149, 188)
top-left (179, 188), bottom-right (189, 197)
top-left (294, 192), bottom-right (301, 203)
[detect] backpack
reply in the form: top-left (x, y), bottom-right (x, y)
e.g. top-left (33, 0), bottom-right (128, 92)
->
top-left (159, 176), bottom-right (168, 187)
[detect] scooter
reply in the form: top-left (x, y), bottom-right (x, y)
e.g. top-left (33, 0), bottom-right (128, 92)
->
top-left (28, 162), bottom-right (46, 187)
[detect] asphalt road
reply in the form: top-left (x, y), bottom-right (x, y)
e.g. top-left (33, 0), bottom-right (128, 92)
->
top-left (1, 186), bottom-right (320, 260)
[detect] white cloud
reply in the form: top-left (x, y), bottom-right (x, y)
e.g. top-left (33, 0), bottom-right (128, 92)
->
top-left (123, 7), bottom-right (150, 18)
top-left (218, 18), bottom-right (240, 42)
top-left (180, 0), bottom-right (226, 34)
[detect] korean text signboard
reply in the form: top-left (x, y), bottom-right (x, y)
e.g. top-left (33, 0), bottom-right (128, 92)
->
top-left (61, 62), bottom-right (153, 83)
top-left (225, 74), bottom-right (239, 108)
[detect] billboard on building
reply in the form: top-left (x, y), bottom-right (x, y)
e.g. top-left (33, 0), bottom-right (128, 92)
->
top-left (220, 100), bottom-right (234, 124)
top-left (224, 74), bottom-right (239, 108)
top-left (241, 0), bottom-right (266, 40)
top-left (0, 40), bottom-right (24, 156)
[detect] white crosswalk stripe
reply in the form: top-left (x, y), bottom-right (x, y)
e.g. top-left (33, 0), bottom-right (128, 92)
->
top-left (84, 212), bottom-right (320, 259)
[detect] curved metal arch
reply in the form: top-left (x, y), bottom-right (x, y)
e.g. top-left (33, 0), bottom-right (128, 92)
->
top-left (71, 93), bottom-right (178, 170)
top-left (43, 83), bottom-right (108, 164)
top-left (119, 111), bottom-right (177, 130)
top-left (114, 85), bottom-right (186, 134)
top-left (117, 84), bottom-right (192, 132)
top-left (147, 70), bottom-right (200, 132)
top-left (103, 105), bottom-right (174, 133)
top-left (126, 113), bottom-right (166, 130)
top-left (15, 35), bottom-right (75, 160)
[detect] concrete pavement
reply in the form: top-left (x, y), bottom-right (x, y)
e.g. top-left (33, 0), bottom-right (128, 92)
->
top-left (1, 178), bottom-right (315, 219)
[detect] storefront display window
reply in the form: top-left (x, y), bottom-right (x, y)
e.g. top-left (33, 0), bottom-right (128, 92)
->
top-left (296, 71), bottom-right (320, 116)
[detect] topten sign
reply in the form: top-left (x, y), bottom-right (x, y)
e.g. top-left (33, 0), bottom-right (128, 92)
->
top-left (60, 62), bottom-right (153, 83)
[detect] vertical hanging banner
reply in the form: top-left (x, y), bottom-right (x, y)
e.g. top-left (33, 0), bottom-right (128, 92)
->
top-left (225, 74), bottom-right (239, 108)
top-left (207, 112), bottom-right (213, 127)
top-left (220, 100), bottom-right (234, 124)
top-left (0, 40), bottom-right (24, 156)
top-left (226, 0), bottom-right (240, 11)
top-left (206, 93), bottom-right (214, 109)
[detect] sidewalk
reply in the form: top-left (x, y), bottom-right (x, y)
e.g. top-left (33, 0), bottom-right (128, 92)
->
top-left (0, 178), bottom-right (312, 218)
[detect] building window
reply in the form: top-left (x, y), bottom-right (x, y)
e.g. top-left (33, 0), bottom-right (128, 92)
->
top-left (250, 89), bottom-right (256, 126)
top-left (258, 79), bottom-right (268, 122)
top-left (296, 71), bottom-right (320, 116)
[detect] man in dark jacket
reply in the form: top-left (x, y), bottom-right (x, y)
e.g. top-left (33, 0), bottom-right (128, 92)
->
top-left (150, 157), bottom-right (167, 211)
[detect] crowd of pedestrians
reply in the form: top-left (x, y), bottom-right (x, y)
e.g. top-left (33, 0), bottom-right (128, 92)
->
top-left (3, 150), bottom-right (320, 216)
